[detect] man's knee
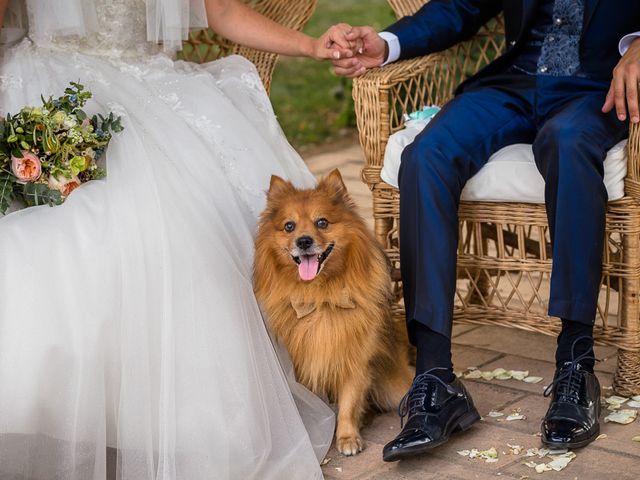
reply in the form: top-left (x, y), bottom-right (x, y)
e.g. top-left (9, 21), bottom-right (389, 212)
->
top-left (533, 122), bottom-right (605, 181)
top-left (399, 130), bottom-right (461, 193)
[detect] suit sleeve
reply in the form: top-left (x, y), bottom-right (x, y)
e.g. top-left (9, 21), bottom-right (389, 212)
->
top-left (383, 0), bottom-right (503, 61)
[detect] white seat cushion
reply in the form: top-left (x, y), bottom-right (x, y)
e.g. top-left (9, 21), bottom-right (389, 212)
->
top-left (381, 118), bottom-right (628, 203)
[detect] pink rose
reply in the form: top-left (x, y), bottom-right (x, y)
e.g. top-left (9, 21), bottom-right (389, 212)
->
top-left (48, 175), bottom-right (82, 197)
top-left (11, 151), bottom-right (42, 183)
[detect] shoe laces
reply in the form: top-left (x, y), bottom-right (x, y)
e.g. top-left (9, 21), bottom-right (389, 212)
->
top-left (398, 368), bottom-right (455, 428)
top-left (543, 335), bottom-right (597, 401)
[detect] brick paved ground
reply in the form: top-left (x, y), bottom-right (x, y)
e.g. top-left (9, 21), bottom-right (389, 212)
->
top-left (304, 143), bottom-right (640, 480)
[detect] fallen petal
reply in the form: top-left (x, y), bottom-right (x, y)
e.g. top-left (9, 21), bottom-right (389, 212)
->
top-left (510, 370), bottom-right (529, 381)
top-left (605, 395), bottom-right (629, 405)
top-left (626, 400), bottom-right (640, 408)
top-left (547, 452), bottom-right (576, 472)
top-left (506, 413), bottom-right (526, 421)
top-left (481, 371), bottom-right (495, 381)
top-left (604, 409), bottom-right (637, 425)
top-left (535, 463), bottom-right (553, 473)
top-left (495, 371), bottom-right (513, 380)
top-left (523, 376), bottom-right (544, 384)
top-left (632, 436), bottom-right (640, 442)
top-left (464, 370), bottom-right (483, 379)
top-left (487, 411), bottom-right (504, 417)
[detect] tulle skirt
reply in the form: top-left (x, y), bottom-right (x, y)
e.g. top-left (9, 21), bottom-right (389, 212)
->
top-left (0, 40), bottom-right (334, 480)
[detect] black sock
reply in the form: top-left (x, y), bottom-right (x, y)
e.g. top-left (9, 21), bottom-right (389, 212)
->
top-left (414, 322), bottom-right (454, 382)
top-left (556, 319), bottom-right (595, 372)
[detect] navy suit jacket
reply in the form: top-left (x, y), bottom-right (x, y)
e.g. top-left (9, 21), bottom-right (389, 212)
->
top-left (385, 0), bottom-right (640, 86)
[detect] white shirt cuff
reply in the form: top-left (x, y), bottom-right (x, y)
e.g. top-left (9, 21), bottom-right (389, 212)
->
top-left (378, 31), bottom-right (401, 66)
top-left (619, 32), bottom-right (640, 55)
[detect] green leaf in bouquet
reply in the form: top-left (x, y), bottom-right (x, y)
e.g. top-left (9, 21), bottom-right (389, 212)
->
top-left (76, 109), bottom-right (87, 121)
top-left (0, 170), bottom-right (16, 215)
top-left (21, 182), bottom-right (62, 207)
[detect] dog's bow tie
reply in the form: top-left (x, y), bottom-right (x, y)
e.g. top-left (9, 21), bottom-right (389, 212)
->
top-left (290, 288), bottom-right (356, 319)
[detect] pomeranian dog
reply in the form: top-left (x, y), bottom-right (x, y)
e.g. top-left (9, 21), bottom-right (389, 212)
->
top-left (254, 169), bottom-right (413, 456)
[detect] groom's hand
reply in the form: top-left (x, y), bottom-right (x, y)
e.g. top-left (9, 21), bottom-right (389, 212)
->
top-left (603, 37), bottom-right (640, 123)
top-left (331, 26), bottom-right (387, 78)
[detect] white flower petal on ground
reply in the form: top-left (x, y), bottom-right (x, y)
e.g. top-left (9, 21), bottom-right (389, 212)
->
top-left (523, 376), bottom-right (544, 384)
top-left (632, 436), bottom-right (640, 442)
top-left (626, 400), bottom-right (640, 408)
top-left (547, 452), bottom-right (576, 471)
top-left (596, 434), bottom-right (608, 440)
top-left (494, 371), bottom-right (513, 380)
top-left (523, 451), bottom-right (576, 474)
top-left (631, 395), bottom-right (640, 402)
top-left (507, 444), bottom-right (523, 455)
top-left (457, 450), bottom-right (471, 457)
top-left (487, 411), bottom-right (504, 417)
top-left (604, 409), bottom-right (637, 425)
top-left (506, 413), bottom-right (526, 421)
top-left (481, 371), bottom-right (495, 381)
top-left (605, 395), bottom-right (629, 406)
top-left (464, 370), bottom-right (483, 379)
top-left (535, 463), bottom-right (553, 473)
top-left (510, 370), bottom-right (529, 381)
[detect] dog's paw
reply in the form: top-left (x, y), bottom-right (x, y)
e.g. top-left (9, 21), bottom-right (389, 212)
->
top-left (337, 435), bottom-right (364, 456)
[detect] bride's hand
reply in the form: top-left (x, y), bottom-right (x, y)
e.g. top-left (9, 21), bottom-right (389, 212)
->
top-left (310, 23), bottom-right (360, 61)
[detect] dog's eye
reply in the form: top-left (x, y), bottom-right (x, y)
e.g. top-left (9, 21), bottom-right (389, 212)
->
top-left (315, 218), bottom-right (329, 229)
top-left (284, 221), bottom-right (296, 233)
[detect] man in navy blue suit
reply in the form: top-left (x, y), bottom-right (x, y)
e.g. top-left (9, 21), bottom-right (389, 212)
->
top-left (333, 0), bottom-right (640, 461)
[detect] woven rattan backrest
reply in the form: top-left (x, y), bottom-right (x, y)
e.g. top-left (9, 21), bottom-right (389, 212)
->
top-left (385, 0), bottom-right (505, 132)
top-left (388, 0), bottom-right (428, 17)
top-left (180, 0), bottom-right (317, 92)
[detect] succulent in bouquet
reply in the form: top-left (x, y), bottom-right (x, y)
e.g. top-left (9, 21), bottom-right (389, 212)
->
top-left (0, 82), bottom-right (123, 214)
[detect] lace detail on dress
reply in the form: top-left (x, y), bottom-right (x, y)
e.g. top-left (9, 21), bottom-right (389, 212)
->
top-left (26, 0), bottom-right (161, 58)
top-left (0, 73), bottom-right (23, 92)
top-left (537, 0), bottom-right (584, 76)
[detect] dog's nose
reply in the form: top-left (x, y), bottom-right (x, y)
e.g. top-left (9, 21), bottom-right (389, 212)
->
top-left (296, 236), bottom-right (314, 250)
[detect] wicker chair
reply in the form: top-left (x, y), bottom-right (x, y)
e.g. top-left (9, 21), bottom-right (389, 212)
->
top-left (353, 0), bottom-right (640, 395)
top-left (179, 0), bottom-right (317, 93)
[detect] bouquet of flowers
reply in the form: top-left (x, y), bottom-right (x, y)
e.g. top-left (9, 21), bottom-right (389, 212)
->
top-left (0, 82), bottom-right (123, 215)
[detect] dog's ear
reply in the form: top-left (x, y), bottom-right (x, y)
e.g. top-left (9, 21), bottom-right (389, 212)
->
top-left (267, 175), bottom-right (293, 201)
top-left (319, 169), bottom-right (348, 201)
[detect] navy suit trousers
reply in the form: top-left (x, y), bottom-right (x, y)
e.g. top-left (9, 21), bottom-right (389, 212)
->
top-left (398, 71), bottom-right (628, 343)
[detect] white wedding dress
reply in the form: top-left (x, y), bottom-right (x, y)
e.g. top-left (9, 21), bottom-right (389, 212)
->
top-left (0, 1), bottom-right (334, 479)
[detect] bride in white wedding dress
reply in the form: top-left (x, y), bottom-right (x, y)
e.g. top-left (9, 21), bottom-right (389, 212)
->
top-left (0, 1), bottom-right (355, 478)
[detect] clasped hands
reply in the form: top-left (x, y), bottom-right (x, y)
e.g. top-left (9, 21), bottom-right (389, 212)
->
top-left (314, 24), bottom-right (385, 77)
top-left (319, 24), bottom-right (640, 124)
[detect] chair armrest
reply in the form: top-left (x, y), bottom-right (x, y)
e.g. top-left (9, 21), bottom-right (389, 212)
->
top-left (627, 123), bottom-right (640, 200)
top-left (352, 52), bottom-right (453, 188)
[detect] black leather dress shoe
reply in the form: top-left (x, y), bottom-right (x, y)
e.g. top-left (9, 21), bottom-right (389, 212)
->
top-left (382, 368), bottom-right (480, 462)
top-left (542, 337), bottom-right (601, 449)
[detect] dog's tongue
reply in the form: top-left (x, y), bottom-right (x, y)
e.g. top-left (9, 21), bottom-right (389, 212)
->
top-left (298, 255), bottom-right (319, 281)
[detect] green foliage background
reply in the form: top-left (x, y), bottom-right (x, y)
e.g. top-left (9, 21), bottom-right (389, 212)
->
top-left (270, 0), bottom-right (395, 148)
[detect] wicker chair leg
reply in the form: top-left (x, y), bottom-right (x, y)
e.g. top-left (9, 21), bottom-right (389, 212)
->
top-left (613, 350), bottom-right (640, 396)
top-left (612, 222), bottom-right (640, 396)
top-left (375, 217), bottom-right (394, 248)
